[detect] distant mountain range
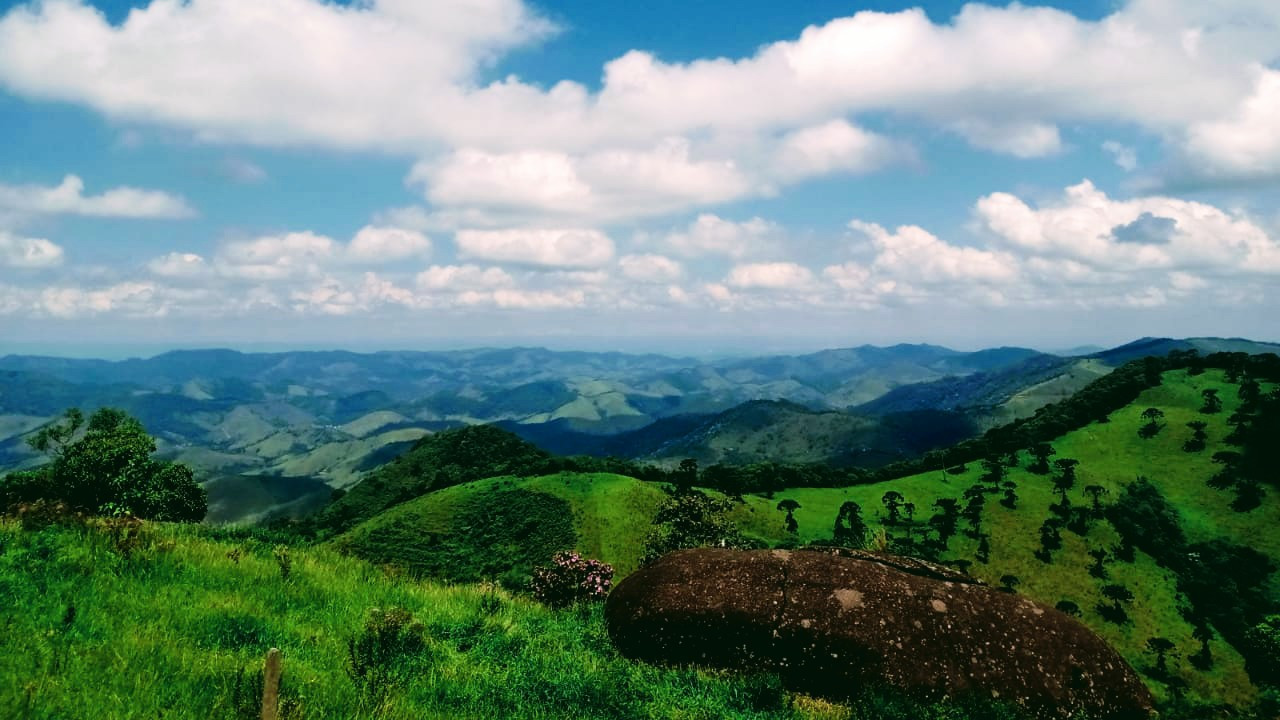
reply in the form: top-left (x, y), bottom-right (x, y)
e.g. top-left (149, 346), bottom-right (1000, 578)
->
top-left (1, 336), bottom-right (1276, 522)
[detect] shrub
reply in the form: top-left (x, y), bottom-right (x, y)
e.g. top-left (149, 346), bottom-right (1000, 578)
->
top-left (14, 500), bottom-right (84, 531)
top-left (273, 545), bottom-right (293, 582)
top-left (346, 607), bottom-right (429, 702)
top-left (529, 551), bottom-right (614, 608)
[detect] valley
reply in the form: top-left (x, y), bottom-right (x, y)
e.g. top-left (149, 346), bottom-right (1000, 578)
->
top-left (4, 337), bottom-right (1276, 524)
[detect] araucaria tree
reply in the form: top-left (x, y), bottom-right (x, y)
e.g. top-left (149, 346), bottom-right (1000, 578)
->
top-left (1028, 443), bottom-right (1056, 474)
top-left (0, 407), bottom-right (206, 521)
top-left (833, 501), bottom-right (868, 548)
top-left (1200, 388), bottom-right (1222, 414)
top-left (1139, 407), bottom-right (1165, 438)
top-left (1183, 420), bottom-right (1209, 452)
top-left (881, 491), bottom-right (905, 525)
top-left (1083, 484), bottom-right (1109, 515)
top-left (1098, 584), bottom-right (1135, 624)
top-left (1145, 637), bottom-right (1177, 676)
top-left (776, 498), bottom-right (801, 534)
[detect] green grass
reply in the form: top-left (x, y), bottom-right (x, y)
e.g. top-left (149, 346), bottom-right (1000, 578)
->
top-left (337, 473), bottom-right (668, 579)
top-left (0, 519), bottom-right (1030, 720)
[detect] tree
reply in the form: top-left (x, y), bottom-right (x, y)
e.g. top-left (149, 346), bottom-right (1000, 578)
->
top-left (999, 574), bottom-right (1020, 593)
top-left (1051, 459), bottom-right (1078, 514)
top-left (928, 498), bottom-right (959, 546)
top-left (981, 456), bottom-right (1006, 485)
top-left (1145, 637), bottom-right (1177, 676)
top-left (1053, 458), bottom-right (1080, 485)
top-left (1200, 388), bottom-right (1222, 414)
top-left (1139, 407), bottom-right (1165, 439)
top-left (1238, 377), bottom-right (1262, 408)
top-left (961, 485), bottom-right (985, 537)
top-left (1083, 484), bottom-right (1109, 515)
top-left (881, 491), bottom-right (905, 525)
top-left (1088, 548), bottom-right (1109, 579)
top-left (675, 458), bottom-right (699, 494)
top-left (1190, 622), bottom-right (1214, 671)
top-left (1183, 420), bottom-right (1209, 453)
top-left (1028, 443), bottom-right (1056, 474)
top-left (1, 407), bottom-right (205, 522)
top-left (833, 501), bottom-right (868, 548)
top-left (1056, 600), bottom-right (1081, 617)
top-left (776, 498), bottom-right (800, 534)
top-left (642, 490), bottom-right (749, 563)
top-left (1098, 584), bottom-right (1134, 624)
top-left (1245, 615), bottom-right (1280, 686)
top-left (1000, 480), bottom-right (1018, 509)
top-left (27, 408), bottom-right (83, 459)
top-left (1039, 520), bottom-right (1063, 553)
top-left (976, 534), bottom-right (991, 564)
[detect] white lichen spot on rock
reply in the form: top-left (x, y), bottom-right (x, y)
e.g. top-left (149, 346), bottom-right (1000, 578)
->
top-left (833, 588), bottom-right (865, 610)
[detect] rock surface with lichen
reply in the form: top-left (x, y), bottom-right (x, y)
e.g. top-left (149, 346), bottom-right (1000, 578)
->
top-left (605, 547), bottom-right (1153, 719)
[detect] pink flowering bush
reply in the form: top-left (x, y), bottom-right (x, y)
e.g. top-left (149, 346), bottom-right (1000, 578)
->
top-left (529, 551), bottom-right (614, 608)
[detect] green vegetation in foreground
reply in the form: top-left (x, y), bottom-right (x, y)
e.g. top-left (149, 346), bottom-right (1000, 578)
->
top-left (334, 366), bottom-right (1279, 715)
top-left (0, 519), bottom-right (1036, 720)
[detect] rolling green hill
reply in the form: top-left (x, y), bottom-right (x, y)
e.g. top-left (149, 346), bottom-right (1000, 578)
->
top-left (336, 472), bottom-right (669, 581)
top-left (334, 363), bottom-right (1279, 712)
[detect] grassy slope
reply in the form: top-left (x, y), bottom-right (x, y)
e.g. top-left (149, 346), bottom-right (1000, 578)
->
top-left (0, 520), bottom-right (878, 720)
top-left (334, 368), bottom-right (1276, 709)
top-left (338, 473), bottom-right (668, 578)
top-left (730, 368), bottom-right (1277, 707)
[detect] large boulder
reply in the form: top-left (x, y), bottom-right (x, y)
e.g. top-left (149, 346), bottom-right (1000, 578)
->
top-left (605, 548), bottom-right (1153, 719)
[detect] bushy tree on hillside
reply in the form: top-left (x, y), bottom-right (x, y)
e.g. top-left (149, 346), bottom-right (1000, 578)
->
top-left (0, 407), bottom-right (205, 522)
top-left (1245, 615), bottom-right (1280, 686)
top-left (642, 490), bottom-right (751, 563)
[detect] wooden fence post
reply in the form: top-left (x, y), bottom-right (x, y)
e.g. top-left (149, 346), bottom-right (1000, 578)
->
top-left (261, 647), bottom-right (281, 720)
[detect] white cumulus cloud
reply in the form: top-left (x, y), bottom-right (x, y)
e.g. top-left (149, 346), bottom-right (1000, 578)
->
top-left (147, 252), bottom-right (208, 278)
top-left (0, 231), bottom-right (63, 268)
top-left (0, 174), bottom-right (194, 218)
top-left (726, 262), bottom-right (815, 290)
top-left (618, 254), bottom-right (683, 283)
top-left (347, 226), bottom-right (432, 264)
top-left (455, 228), bottom-right (614, 268)
top-left (664, 214), bottom-right (781, 259)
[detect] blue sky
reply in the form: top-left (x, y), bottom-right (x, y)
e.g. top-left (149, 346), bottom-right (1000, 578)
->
top-left (0, 0), bottom-right (1277, 356)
